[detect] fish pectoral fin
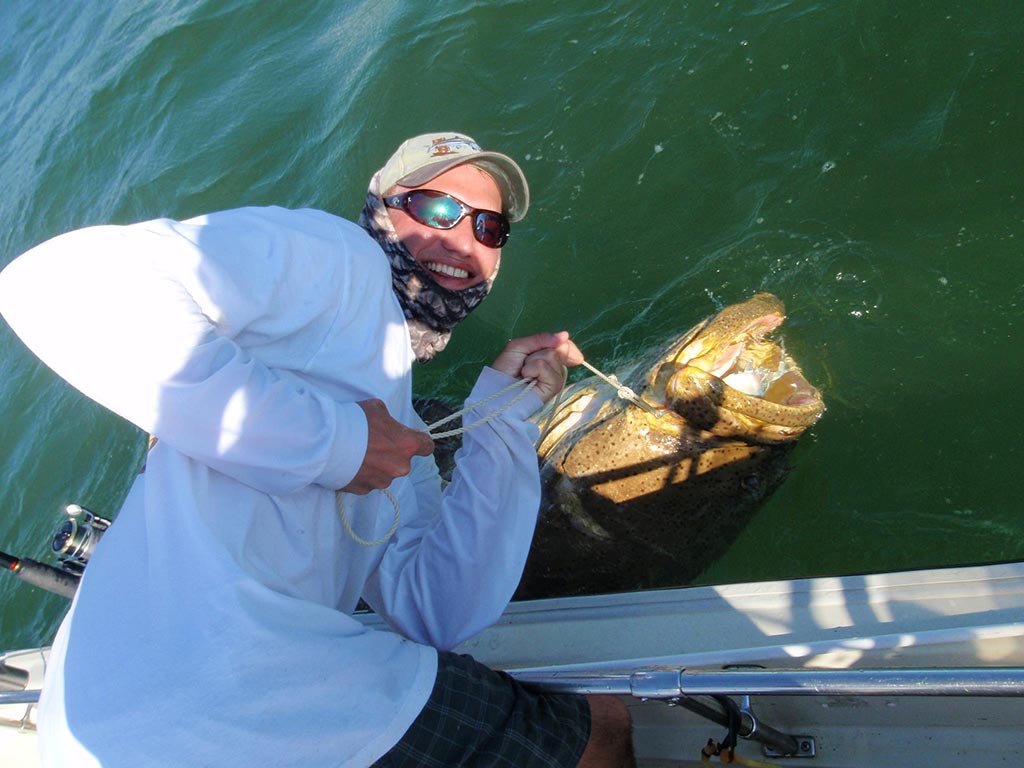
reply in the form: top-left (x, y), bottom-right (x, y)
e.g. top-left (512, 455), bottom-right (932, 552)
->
top-left (555, 475), bottom-right (613, 541)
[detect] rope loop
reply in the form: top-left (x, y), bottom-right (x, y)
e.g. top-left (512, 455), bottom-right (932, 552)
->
top-left (579, 360), bottom-right (665, 418)
top-left (336, 488), bottom-right (400, 547)
top-left (337, 377), bottom-right (537, 547)
top-left (337, 356), bottom-right (658, 548)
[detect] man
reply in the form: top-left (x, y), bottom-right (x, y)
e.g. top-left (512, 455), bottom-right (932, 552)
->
top-left (0, 133), bottom-right (634, 767)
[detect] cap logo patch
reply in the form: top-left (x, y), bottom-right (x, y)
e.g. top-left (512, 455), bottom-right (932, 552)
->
top-left (429, 137), bottom-right (482, 157)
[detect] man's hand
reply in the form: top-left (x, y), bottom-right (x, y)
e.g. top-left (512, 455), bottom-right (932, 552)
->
top-left (341, 399), bottom-right (434, 495)
top-left (491, 331), bottom-right (584, 403)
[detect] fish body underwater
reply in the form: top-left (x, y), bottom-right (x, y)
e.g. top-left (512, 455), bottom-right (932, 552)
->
top-left (515, 293), bottom-right (825, 600)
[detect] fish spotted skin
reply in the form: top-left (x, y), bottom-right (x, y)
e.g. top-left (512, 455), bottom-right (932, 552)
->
top-left (516, 293), bottom-right (825, 600)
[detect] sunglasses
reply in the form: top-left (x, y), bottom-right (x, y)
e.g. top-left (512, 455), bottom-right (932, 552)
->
top-left (383, 189), bottom-right (511, 249)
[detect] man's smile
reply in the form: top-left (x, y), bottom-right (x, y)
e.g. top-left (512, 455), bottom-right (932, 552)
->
top-left (424, 261), bottom-right (470, 279)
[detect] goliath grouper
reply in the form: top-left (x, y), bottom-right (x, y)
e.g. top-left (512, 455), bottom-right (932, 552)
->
top-left (515, 292), bottom-right (825, 600)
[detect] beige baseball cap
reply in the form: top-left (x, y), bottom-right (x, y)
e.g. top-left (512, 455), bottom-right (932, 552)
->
top-left (380, 132), bottom-right (530, 222)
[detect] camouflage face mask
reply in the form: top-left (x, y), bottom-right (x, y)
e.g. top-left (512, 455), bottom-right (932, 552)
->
top-left (358, 171), bottom-right (499, 363)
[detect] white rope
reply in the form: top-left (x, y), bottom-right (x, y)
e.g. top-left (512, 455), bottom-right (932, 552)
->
top-left (336, 377), bottom-right (537, 547)
top-left (337, 358), bottom-right (659, 548)
top-left (338, 488), bottom-right (400, 547)
top-left (426, 378), bottom-right (537, 438)
top-left (578, 359), bottom-right (665, 418)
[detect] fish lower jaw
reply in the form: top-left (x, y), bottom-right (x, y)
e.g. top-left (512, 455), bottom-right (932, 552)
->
top-left (424, 261), bottom-right (469, 279)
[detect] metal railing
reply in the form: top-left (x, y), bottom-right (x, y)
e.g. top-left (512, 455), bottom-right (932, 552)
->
top-left (5, 666), bottom-right (1022, 757)
top-left (510, 666), bottom-right (1024, 757)
top-left (511, 665), bottom-right (1024, 698)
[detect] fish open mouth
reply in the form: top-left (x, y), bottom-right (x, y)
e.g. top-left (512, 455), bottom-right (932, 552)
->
top-left (696, 328), bottom-right (821, 410)
top-left (646, 293), bottom-right (825, 440)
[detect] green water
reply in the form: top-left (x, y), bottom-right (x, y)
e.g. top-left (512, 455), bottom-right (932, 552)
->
top-left (1, 0), bottom-right (1022, 651)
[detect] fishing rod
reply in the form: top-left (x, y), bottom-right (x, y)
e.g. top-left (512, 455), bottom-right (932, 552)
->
top-left (1, 503), bottom-right (111, 600)
top-left (1, 550), bottom-right (79, 600)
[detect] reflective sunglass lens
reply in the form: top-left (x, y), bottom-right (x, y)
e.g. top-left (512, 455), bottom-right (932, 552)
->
top-left (387, 190), bottom-right (509, 248)
top-left (409, 193), bottom-right (462, 228)
top-left (474, 215), bottom-right (509, 248)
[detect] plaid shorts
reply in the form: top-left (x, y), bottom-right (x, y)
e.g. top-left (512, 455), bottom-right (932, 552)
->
top-left (372, 651), bottom-right (591, 768)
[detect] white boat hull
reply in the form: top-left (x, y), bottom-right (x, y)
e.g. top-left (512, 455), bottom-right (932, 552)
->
top-left (4, 561), bottom-right (1024, 766)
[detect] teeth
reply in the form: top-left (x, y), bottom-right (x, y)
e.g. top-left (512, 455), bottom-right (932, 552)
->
top-left (425, 262), bottom-right (469, 279)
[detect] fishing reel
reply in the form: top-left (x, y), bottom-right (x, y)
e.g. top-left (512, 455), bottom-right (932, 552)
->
top-left (51, 504), bottom-right (112, 575)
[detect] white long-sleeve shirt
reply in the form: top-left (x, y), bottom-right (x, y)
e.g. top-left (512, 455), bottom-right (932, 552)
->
top-left (0, 206), bottom-right (544, 767)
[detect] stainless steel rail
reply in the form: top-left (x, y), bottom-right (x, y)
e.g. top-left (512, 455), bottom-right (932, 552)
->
top-left (5, 667), bottom-right (1022, 756)
top-left (510, 666), bottom-right (1024, 698)
top-left (510, 666), bottom-right (1024, 757)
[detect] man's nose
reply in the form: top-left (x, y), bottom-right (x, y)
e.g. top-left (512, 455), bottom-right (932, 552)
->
top-left (439, 218), bottom-right (477, 255)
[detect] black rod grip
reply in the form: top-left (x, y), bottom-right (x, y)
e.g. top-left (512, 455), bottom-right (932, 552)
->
top-left (5, 555), bottom-right (80, 599)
